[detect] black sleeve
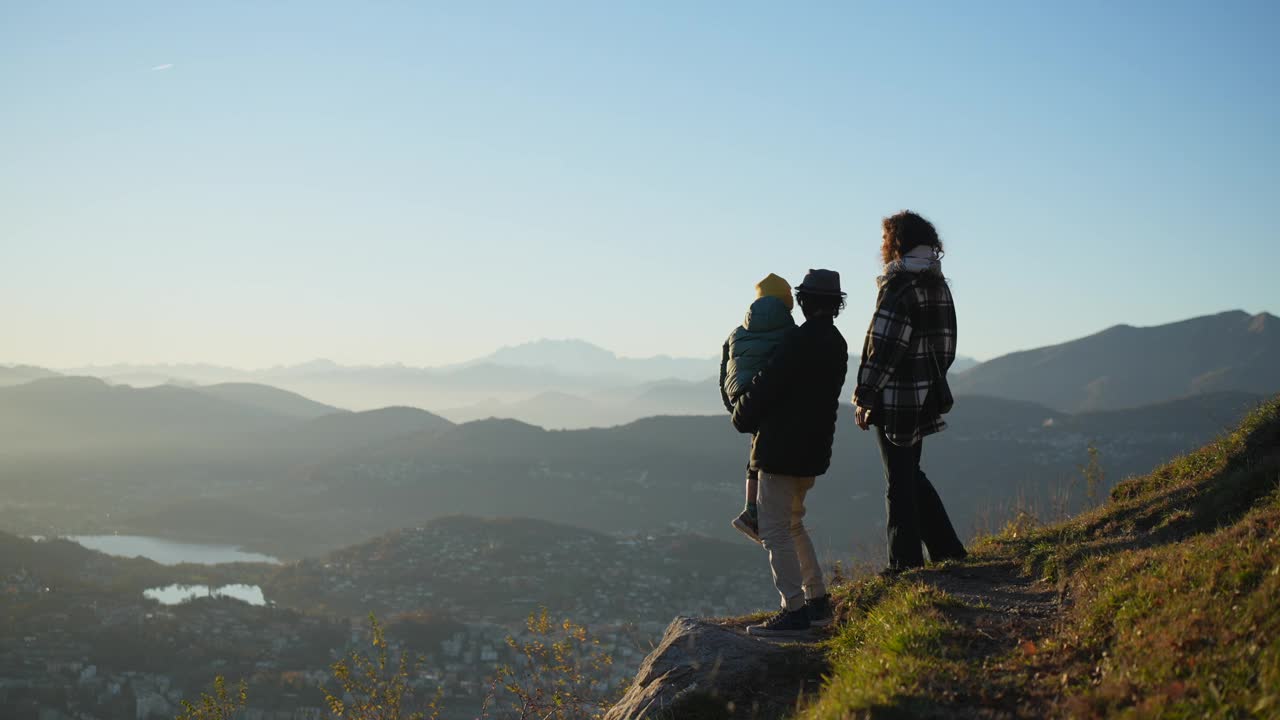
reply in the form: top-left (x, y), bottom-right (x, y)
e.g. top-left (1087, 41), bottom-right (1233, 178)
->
top-left (836, 335), bottom-right (849, 405)
top-left (719, 339), bottom-right (733, 414)
top-left (731, 332), bottom-right (799, 433)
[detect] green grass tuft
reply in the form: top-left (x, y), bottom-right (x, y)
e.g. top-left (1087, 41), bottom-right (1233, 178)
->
top-left (800, 582), bottom-right (969, 719)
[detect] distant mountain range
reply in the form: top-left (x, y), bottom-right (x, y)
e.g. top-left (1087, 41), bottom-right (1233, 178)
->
top-left (0, 362), bottom-right (1268, 560)
top-left (193, 382), bottom-right (340, 419)
top-left (26, 310), bottom-right (1271, 426)
top-left (295, 389), bottom-right (1263, 551)
top-left (438, 378), bottom-right (725, 428)
top-left (0, 376), bottom-right (449, 455)
top-left (59, 339), bottom-right (715, 384)
top-left (17, 339), bottom-right (974, 429)
top-left (2, 307), bottom-right (1277, 560)
top-left (954, 310), bottom-right (1280, 412)
top-left (49, 340), bottom-right (721, 428)
top-left (0, 364), bottom-right (60, 387)
top-left (465, 338), bottom-right (714, 381)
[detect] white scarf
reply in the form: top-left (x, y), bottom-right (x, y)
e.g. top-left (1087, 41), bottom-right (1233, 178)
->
top-left (880, 245), bottom-right (942, 285)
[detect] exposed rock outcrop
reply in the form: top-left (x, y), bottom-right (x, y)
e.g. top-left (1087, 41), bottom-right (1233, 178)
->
top-left (605, 616), bottom-right (827, 720)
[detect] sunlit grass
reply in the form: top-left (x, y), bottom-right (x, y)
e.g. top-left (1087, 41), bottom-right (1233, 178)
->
top-left (800, 581), bottom-right (966, 719)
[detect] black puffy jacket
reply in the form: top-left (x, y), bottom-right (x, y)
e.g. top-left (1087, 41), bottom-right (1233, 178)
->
top-left (731, 317), bottom-right (848, 478)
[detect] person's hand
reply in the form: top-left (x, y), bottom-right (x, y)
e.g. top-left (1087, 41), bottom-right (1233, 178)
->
top-left (855, 406), bottom-right (872, 431)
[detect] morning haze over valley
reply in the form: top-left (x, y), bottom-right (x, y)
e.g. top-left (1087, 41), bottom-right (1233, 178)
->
top-left (5, 2), bottom-right (1279, 719)
top-left (4, 308), bottom-right (1278, 718)
top-left (5, 310), bottom-right (1276, 550)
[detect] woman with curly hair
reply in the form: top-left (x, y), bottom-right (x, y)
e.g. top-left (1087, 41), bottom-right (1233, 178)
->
top-left (852, 210), bottom-right (967, 573)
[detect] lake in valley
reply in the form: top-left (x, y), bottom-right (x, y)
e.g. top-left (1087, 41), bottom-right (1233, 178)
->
top-left (143, 583), bottom-right (268, 606)
top-left (66, 534), bottom-right (280, 565)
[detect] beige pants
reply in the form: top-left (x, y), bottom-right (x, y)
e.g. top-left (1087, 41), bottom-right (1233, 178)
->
top-left (758, 472), bottom-right (826, 611)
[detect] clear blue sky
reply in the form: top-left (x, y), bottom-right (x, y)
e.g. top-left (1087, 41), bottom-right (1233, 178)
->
top-left (3, 1), bottom-right (1277, 368)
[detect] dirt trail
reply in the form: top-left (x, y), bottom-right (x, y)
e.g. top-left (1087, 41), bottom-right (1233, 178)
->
top-left (921, 560), bottom-right (1060, 627)
top-left (912, 560), bottom-right (1067, 718)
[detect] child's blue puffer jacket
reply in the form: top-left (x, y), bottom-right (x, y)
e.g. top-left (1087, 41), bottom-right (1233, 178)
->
top-left (719, 295), bottom-right (796, 411)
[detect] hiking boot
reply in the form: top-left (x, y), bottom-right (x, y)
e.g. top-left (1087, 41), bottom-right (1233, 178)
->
top-left (806, 595), bottom-right (833, 628)
top-left (731, 510), bottom-right (762, 545)
top-left (746, 608), bottom-right (810, 637)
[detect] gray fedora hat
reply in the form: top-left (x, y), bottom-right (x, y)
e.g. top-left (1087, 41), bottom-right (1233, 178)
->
top-left (795, 268), bottom-right (846, 297)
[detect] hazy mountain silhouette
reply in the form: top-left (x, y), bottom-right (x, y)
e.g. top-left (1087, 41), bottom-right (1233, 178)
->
top-left (954, 310), bottom-right (1279, 412)
top-left (0, 377), bottom-right (310, 452)
top-left (478, 339), bottom-right (619, 371)
top-left (37, 342), bottom-right (980, 428)
top-left (60, 362), bottom-right (249, 386)
top-left (440, 391), bottom-right (605, 428)
top-left (624, 378), bottom-right (724, 414)
top-left (472, 339), bottom-right (713, 381)
top-left (10, 308), bottom-right (1275, 447)
top-left (193, 382), bottom-right (342, 419)
top-left (280, 390), bottom-right (1262, 558)
top-left (0, 367), bottom-right (1263, 559)
top-left (277, 406), bottom-right (454, 452)
top-left (0, 377), bottom-right (444, 456)
top-left (438, 381), bottom-right (729, 429)
top-left (0, 364), bottom-right (61, 387)
top-left (353, 393), bottom-right (1258, 472)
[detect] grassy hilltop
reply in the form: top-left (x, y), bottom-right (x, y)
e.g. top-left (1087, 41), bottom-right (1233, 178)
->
top-left (803, 395), bottom-right (1280, 719)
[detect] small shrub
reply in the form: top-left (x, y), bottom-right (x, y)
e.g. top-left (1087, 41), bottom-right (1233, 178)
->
top-left (325, 614), bottom-right (439, 720)
top-left (494, 608), bottom-right (619, 720)
top-left (1001, 510), bottom-right (1040, 540)
top-left (175, 676), bottom-right (247, 720)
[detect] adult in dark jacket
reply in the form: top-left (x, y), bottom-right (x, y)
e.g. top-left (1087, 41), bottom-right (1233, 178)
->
top-left (732, 269), bottom-right (848, 636)
top-left (852, 210), bottom-right (967, 573)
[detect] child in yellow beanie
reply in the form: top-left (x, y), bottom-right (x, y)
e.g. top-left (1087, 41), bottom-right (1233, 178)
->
top-left (718, 273), bottom-right (796, 543)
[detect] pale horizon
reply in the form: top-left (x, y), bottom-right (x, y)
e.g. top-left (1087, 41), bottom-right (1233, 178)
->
top-left (5, 305), bottom-right (1275, 371)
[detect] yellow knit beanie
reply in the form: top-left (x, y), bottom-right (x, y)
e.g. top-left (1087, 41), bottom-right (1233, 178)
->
top-left (755, 273), bottom-right (794, 311)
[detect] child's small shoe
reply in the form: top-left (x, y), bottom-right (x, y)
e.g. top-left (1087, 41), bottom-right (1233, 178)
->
top-left (731, 510), bottom-right (762, 545)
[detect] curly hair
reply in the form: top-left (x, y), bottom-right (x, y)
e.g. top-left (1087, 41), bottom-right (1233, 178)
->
top-left (881, 210), bottom-right (943, 265)
top-left (796, 292), bottom-right (845, 319)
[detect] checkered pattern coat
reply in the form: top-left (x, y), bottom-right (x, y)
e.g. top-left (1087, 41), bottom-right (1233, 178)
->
top-left (852, 270), bottom-right (957, 447)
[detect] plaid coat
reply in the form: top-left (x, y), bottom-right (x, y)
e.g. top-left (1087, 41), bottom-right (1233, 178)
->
top-left (851, 270), bottom-right (957, 447)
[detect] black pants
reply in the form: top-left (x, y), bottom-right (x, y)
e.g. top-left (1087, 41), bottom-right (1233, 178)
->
top-left (876, 428), bottom-right (967, 569)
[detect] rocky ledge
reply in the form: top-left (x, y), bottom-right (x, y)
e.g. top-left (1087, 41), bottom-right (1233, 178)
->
top-left (605, 616), bottom-right (828, 720)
